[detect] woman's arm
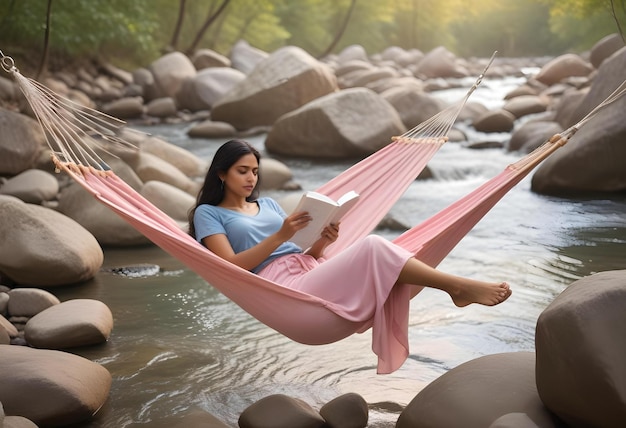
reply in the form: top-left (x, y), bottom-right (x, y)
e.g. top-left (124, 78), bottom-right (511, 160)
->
top-left (202, 211), bottom-right (312, 271)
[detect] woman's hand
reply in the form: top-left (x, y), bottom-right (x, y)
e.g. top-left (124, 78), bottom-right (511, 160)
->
top-left (277, 211), bottom-right (312, 242)
top-left (306, 222), bottom-right (340, 259)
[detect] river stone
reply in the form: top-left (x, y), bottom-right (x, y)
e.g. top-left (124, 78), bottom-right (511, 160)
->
top-left (140, 180), bottom-right (195, 223)
top-left (534, 53), bottom-right (593, 86)
top-left (589, 33), bottom-right (625, 69)
top-left (146, 97), bottom-right (177, 118)
top-left (149, 51), bottom-right (196, 99)
top-left (0, 196), bottom-right (103, 286)
top-left (473, 109), bottom-right (515, 133)
top-left (187, 119), bottom-right (238, 138)
top-left (56, 181), bottom-right (149, 246)
top-left (2, 415), bottom-right (39, 428)
top-left (25, 298), bottom-right (113, 349)
top-left (134, 151), bottom-right (198, 194)
top-left (191, 48), bottom-right (231, 70)
top-left (0, 292), bottom-right (8, 315)
top-left (7, 288), bottom-right (60, 317)
top-left (414, 46), bottom-right (468, 78)
top-left (238, 394), bottom-right (326, 428)
top-left (229, 39), bottom-right (269, 74)
top-left (0, 169), bottom-right (59, 204)
top-left (0, 326), bottom-right (8, 344)
top-left (134, 133), bottom-right (208, 178)
top-left (319, 393), bottom-right (368, 428)
top-left (531, 47), bottom-right (626, 195)
top-left (211, 46), bottom-right (338, 130)
top-left (0, 108), bottom-right (46, 176)
top-left (176, 67), bottom-right (246, 112)
top-left (336, 44), bottom-right (369, 63)
top-left (396, 352), bottom-right (560, 428)
top-left (101, 96), bottom-right (145, 119)
top-left (265, 87), bottom-right (406, 158)
top-left (381, 87), bottom-right (446, 129)
top-left (535, 270), bottom-right (626, 427)
top-left (488, 413), bottom-right (541, 428)
top-left (502, 95), bottom-right (548, 119)
top-left (0, 344), bottom-right (111, 427)
top-left (507, 120), bottom-right (563, 153)
top-left (259, 158), bottom-right (293, 191)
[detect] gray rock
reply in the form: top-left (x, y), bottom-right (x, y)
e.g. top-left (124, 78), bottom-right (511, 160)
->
top-left (0, 345), bottom-right (111, 427)
top-left (239, 394), bottom-right (325, 428)
top-left (8, 288), bottom-right (59, 317)
top-left (320, 393), bottom-right (368, 428)
top-left (25, 298), bottom-right (113, 349)
top-left (536, 270), bottom-right (626, 427)
top-left (0, 196), bottom-right (103, 286)
top-left (0, 169), bottom-right (59, 204)
top-left (0, 109), bottom-right (45, 176)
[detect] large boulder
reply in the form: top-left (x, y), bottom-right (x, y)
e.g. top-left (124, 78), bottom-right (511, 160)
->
top-left (229, 40), bottom-right (269, 74)
top-left (7, 288), bottom-right (59, 317)
top-left (589, 33), bottom-right (625, 69)
top-left (396, 352), bottom-right (560, 428)
top-left (265, 87), bottom-right (406, 158)
top-left (176, 66), bottom-right (246, 112)
top-left (211, 46), bottom-right (338, 130)
top-left (239, 394), bottom-right (326, 428)
top-left (535, 270), bottom-right (626, 427)
top-left (413, 46), bottom-right (468, 78)
top-left (25, 298), bottom-right (113, 349)
top-left (507, 120), bottom-right (563, 153)
top-left (381, 87), bottom-right (446, 129)
top-left (140, 180), bottom-right (195, 224)
top-left (531, 48), bottom-right (626, 195)
top-left (0, 169), bottom-right (59, 204)
top-left (533, 53), bottom-right (593, 86)
top-left (0, 109), bottom-right (45, 176)
top-left (0, 196), bottom-right (103, 286)
top-left (0, 345), bottom-right (111, 427)
top-left (148, 51), bottom-right (197, 100)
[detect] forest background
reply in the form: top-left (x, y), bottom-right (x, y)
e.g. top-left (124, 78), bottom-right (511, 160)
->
top-left (1, 0), bottom-right (625, 74)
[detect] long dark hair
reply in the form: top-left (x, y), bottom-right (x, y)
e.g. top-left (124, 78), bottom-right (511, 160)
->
top-left (188, 139), bottom-right (261, 237)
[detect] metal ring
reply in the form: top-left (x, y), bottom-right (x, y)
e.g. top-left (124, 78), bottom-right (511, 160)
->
top-left (1, 53), bottom-right (15, 73)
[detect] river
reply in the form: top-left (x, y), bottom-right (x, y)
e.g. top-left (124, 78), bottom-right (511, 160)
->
top-left (52, 76), bottom-right (626, 427)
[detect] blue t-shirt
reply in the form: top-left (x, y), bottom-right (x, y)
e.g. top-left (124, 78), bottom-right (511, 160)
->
top-left (194, 197), bottom-right (302, 273)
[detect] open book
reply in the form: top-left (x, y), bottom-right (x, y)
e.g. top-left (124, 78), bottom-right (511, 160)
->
top-left (290, 190), bottom-right (360, 249)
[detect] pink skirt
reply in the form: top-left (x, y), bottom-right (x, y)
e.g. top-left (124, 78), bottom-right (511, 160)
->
top-left (258, 235), bottom-right (414, 373)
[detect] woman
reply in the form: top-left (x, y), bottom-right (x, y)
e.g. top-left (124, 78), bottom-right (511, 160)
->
top-left (189, 139), bottom-right (511, 309)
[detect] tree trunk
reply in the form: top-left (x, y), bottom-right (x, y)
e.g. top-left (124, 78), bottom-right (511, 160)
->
top-left (168, 0), bottom-right (187, 52)
top-left (36, 0), bottom-right (53, 80)
top-left (317, 0), bottom-right (358, 59)
top-left (185, 0), bottom-right (231, 55)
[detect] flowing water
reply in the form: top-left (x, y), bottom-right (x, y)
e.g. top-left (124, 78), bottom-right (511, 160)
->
top-left (52, 77), bottom-right (626, 427)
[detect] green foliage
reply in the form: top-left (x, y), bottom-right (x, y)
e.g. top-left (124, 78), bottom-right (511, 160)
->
top-left (1, 0), bottom-right (623, 71)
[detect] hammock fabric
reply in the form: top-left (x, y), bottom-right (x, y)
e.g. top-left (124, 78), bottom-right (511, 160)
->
top-left (4, 49), bottom-right (623, 373)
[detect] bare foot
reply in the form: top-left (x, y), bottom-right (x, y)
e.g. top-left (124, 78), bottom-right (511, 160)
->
top-left (451, 281), bottom-right (511, 307)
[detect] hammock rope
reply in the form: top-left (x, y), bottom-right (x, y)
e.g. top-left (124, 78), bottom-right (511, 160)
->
top-left (3, 49), bottom-right (625, 373)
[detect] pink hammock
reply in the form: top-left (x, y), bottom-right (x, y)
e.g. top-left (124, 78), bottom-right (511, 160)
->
top-left (5, 50), bottom-right (623, 373)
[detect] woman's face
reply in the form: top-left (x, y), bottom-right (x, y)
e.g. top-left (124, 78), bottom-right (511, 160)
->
top-left (221, 153), bottom-right (259, 198)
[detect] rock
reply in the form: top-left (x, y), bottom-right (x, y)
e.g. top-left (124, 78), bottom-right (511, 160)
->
top-left (101, 96), bottom-right (145, 119)
top-left (191, 48), bottom-right (232, 70)
top-left (266, 87), bottom-right (406, 158)
top-left (532, 48), bottom-right (626, 195)
top-left (0, 345), bottom-right (111, 427)
top-left (126, 407), bottom-right (230, 427)
top-left (134, 151), bottom-right (198, 194)
top-left (0, 291), bottom-right (9, 315)
top-left (507, 120), bottom-right (563, 153)
top-left (259, 158), bottom-right (293, 191)
top-left (7, 288), bottom-right (59, 317)
top-left (176, 67), bottom-right (246, 112)
top-left (473, 109), bottom-right (515, 133)
top-left (535, 270), bottom-right (626, 427)
top-left (230, 40), bottom-right (269, 74)
top-left (0, 109), bottom-right (46, 176)
top-left (188, 120), bottom-right (238, 138)
top-left (56, 180), bottom-right (149, 246)
top-left (149, 51), bottom-right (197, 99)
top-left (132, 67), bottom-right (159, 101)
top-left (25, 298), bottom-right (113, 349)
top-left (488, 413), bottom-right (541, 428)
top-left (140, 180), bottom-right (195, 224)
top-left (502, 95), bottom-right (548, 119)
top-left (534, 54), bottom-right (593, 86)
top-left (238, 394), bottom-right (326, 428)
top-left (3, 415), bottom-right (39, 428)
top-left (0, 196), bottom-right (103, 286)
top-left (396, 352), bottom-right (559, 428)
top-left (336, 45), bottom-right (369, 63)
top-left (319, 393), bottom-right (368, 428)
top-left (0, 169), bottom-right (59, 204)
top-left (0, 76), bottom-right (16, 102)
top-left (414, 46), bottom-right (468, 78)
top-left (589, 33), bottom-right (625, 69)
top-left (146, 97), bottom-right (177, 118)
top-left (211, 46), bottom-right (338, 130)
top-left (381, 87), bottom-right (446, 129)
top-left (0, 326), bottom-right (8, 344)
